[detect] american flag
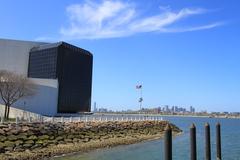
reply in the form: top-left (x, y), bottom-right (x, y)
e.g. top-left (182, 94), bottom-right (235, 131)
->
top-left (136, 85), bottom-right (142, 89)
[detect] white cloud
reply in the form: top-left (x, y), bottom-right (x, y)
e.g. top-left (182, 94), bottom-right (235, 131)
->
top-left (161, 22), bottom-right (224, 33)
top-left (59, 0), bottom-right (223, 39)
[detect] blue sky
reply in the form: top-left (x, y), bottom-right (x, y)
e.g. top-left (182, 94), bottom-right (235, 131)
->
top-left (0, 0), bottom-right (240, 112)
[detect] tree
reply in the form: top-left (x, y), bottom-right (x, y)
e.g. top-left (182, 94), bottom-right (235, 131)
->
top-left (0, 70), bottom-right (36, 120)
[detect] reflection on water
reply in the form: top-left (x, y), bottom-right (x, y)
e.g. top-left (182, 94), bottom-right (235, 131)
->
top-left (53, 116), bottom-right (240, 160)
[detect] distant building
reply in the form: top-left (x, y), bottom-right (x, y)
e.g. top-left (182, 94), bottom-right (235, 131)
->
top-left (98, 108), bottom-right (108, 113)
top-left (0, 38), bottom-right (93, 116)
top-left (174, 106), bottom-right (179, 112)
top-left (164, 105), bottom-right (169, 112)
top-left (171, 106), bottom-right (174, 112)
top-left (190, 106), bottom-right (195, 113)
top-left (93, 102), bottom-right (97, 112)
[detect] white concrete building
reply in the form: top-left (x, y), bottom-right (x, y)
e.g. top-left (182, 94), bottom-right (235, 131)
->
top-left (0, 38), bottom-right (93, 117)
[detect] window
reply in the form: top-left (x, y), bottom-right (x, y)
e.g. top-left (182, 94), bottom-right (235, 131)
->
top-left (28, 48), bottom-right (58, 79)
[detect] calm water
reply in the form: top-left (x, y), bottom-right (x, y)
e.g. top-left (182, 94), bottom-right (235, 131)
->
top-left (53, 117), bottom-right (240, 160)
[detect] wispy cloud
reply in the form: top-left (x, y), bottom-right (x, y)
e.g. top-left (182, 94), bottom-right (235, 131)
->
top-left (43, 0), bottom-right (224, 40)
top-left (161, 22), bottom-right (224, 33)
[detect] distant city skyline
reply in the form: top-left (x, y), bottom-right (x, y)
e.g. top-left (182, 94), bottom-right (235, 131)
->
top-left (0, 0), bottom-right (240, 112)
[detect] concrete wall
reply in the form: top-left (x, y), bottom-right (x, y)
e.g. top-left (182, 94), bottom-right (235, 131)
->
top-left (0, 104), bottom-right (41, 119)
top-left (0, 78), bottom-right (58, 117)
top-left (0, 39), bottom-right (45, 76)
top-left (0, 39), bottom-right (58, 117)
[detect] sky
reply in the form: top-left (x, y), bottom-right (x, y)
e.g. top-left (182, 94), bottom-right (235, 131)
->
top-left (0, 0), bottom-right (240, 112)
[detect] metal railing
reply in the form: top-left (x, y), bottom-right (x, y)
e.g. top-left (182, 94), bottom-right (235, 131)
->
top-left (43, 115), bottom-right (164, 123)
top-left (0, 115), bottom-right (164, 124)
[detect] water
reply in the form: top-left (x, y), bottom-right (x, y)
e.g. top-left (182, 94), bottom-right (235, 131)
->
top-left (53, 116), bottom-right (240, 160)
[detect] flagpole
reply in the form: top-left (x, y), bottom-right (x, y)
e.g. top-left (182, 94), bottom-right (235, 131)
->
top-left (136, 84), bottom-right (143, 115)
top-left (140, 86), bottom-right (142, 111)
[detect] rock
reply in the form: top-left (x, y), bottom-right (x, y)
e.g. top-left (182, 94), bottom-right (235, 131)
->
top-left (64, 139), bottom-right (73, 143)
top-left (28, 135), bottom-right (37, 140)
top-left (82, 137), bottom-right (90, 142)
top-left (0, 147), bottom-right (5, 153)
top-left (17, 133), bottom-right (27, 140)
top-left (7, 135), bottom-right (18, 141)
top-left (21, 126), bottom-right (30, 132)
top-left (31, 144), bottom-right (42, 149)
top-left (55, 136), bottom-right (64, 141)
top-left (58, 141), bottom-right (66, 144)
top-left (9, 129), bottom-right (19, 135)
top-left (4, 141), bottom-right (15, 147)
top-left (93, 135), bottom-right (100, 139)
top-left (14, 146), bottom-right (25, 152)
top-left (67, 135), bottom-right (75, 139)
top-left (0, 120), bottom-right (181, 155)
top-left (22, 143), bottom-right (33, 148)
top-left (47, 140), bottom-right (57, 145)
top-left (35, 140), bottom-right (43, 144)
top-left (15, 140), bottom-right (24, 146)
top-left (58, 130), bottom-right (64, 135)
top-left (40, 130), bottom-right (48, 134)
top-left (0, 129), bottom-right (5, 135)
top-left (5, 146), bottom-right (14, 151)
top-left (38, 135), bottom-right (49, 140)
top-left (0, 135), bottom-right (7, 141)
top-left (0, 142), bottom-right (5, 148)
top-left (0, 124), bottom-right (8, 128)
top-left (73, 138), bottom-right (79, 143)
top-left (24, 140), bottom-right (34, 144)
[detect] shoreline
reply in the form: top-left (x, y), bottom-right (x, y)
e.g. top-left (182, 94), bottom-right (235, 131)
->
top-left (0, 132), bottom-right (181, 160)
top-left (95, 113), bottom-right (239, 119)
top-left (53, 132), bottom-right (182, 159)
top-left (0, 121), bottom-right (182, 160)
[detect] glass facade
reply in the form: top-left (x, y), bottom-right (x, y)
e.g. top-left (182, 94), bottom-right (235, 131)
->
top-left (57, 44), bottom-right (93, 113)
top-left (28, 42), bottom-right (93, 113)
top-left (28, 48), bottom-right (58, 79)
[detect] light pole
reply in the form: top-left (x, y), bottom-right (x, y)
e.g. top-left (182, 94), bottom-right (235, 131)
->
top-left (23, 101), bottom-right (26, 120)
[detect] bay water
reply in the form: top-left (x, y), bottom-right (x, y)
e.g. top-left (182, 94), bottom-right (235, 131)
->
top-left (53, 116), bottom-right (240, 160)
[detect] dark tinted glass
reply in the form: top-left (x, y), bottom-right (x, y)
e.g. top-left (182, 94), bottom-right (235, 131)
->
top-left (27, 43), bottom-right (93, 113)
top-left (57, 45), bottom-right (93, 113)
top-left (28, 48), bottom-right (58, 79)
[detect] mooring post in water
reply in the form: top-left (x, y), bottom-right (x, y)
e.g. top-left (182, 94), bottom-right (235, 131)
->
top-left (205, 123), bottom-right (211, 160)
top-left (164, 124), bottom-right (172, 160)
top-left (190, 123), bottom-right (197, 160)
top-left (216, 122), bottom-right (222, 160)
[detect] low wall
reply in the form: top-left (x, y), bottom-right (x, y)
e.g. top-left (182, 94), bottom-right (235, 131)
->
top-left (0, 79), bottom-right (58, 118)
top-left (0, 121), bottom-right (181, 159)
top-left (0, 105), bottom-right (41, 119)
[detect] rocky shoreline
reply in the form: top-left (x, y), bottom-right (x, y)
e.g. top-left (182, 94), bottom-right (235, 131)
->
top-left (0, 121), bottom-right (182, 160)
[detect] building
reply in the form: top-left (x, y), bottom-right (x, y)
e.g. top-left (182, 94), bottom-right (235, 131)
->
top-left (93, 102), bottom-right (97, 112)
top-left (190, 106), bottom-right (195, 113)
top-left (0, 38), bottom-right (93, 116)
